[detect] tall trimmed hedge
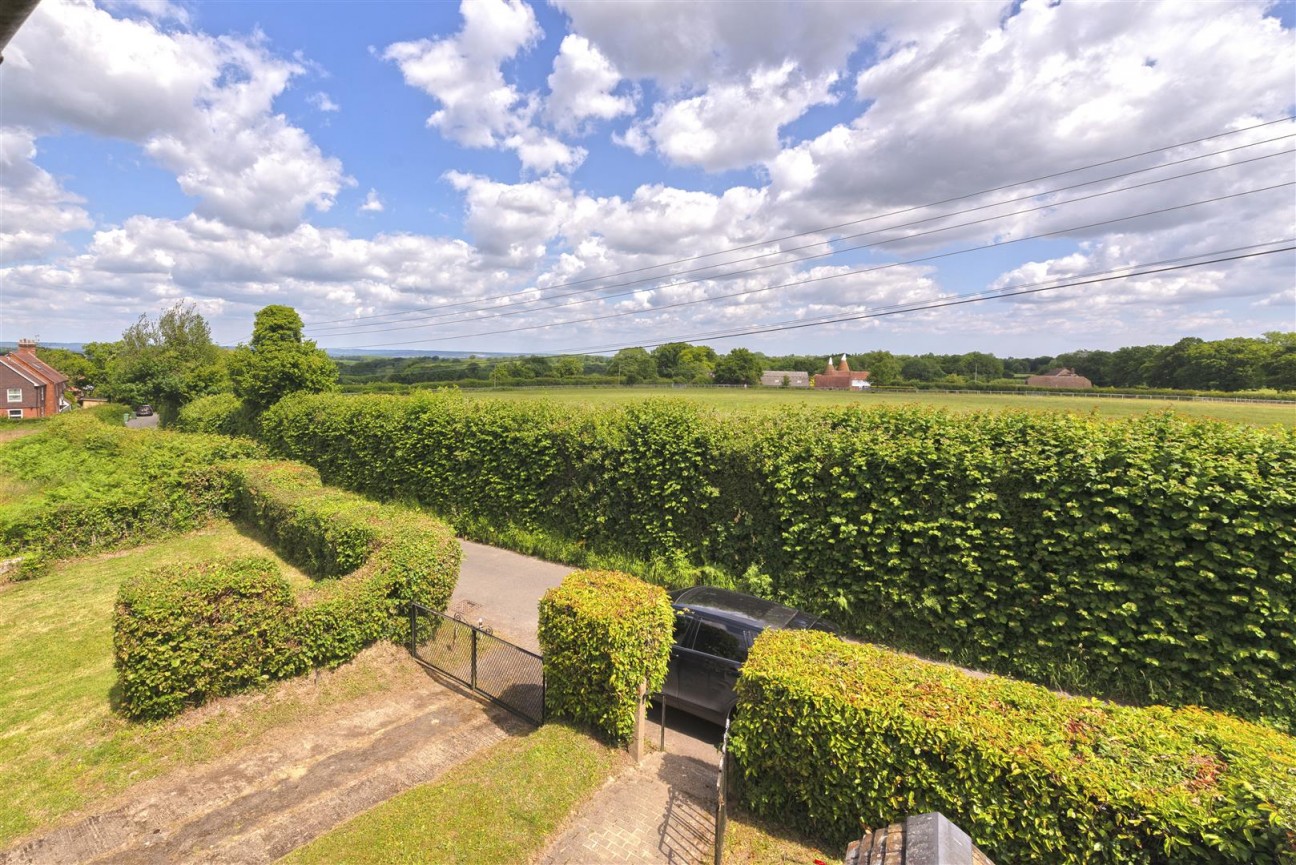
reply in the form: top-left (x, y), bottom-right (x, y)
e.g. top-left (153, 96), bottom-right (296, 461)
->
top-left (173, 392), bottom-right (258, 437)
top-left (731, 630), bottom-right (1296, 864)
top-left (259, 393), bottom-right (1295, 730)
top-left (113, 459), bottom-right (460, 718)
top-left (538, 570), bottom-right (674, 743)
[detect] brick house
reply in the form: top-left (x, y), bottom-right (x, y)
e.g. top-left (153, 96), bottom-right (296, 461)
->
top-left (1026, 367), bottom-right (1093, 389)
top-left (1, 339), bottom-right (71, 419)
top-left (813, 355), bottom-right (871, 390)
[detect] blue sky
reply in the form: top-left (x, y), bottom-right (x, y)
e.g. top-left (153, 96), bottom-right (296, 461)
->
top-left (2, 0), bottom-right (1293, 357)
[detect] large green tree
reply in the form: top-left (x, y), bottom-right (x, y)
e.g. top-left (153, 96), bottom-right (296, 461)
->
top-left (100, 303), bottom-right (229, 422)
top-left (713, 347), bottom-right (764, 386)
top-left (609, 347), bottom-right (657, 384)
top-left (230, 305), bottom-right (337, 411)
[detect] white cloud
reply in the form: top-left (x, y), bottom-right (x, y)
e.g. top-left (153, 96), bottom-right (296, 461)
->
top-left (546, 34), bottom-right (634, 133)
top-left (359, 189), bottom-right (384, 212)
top-left (625, 63), bottom-right (839, 171)
top-left (0, 129), bottom-right (93, 263)
top-left (309, 92), bottom-right (341, 112)
top-left (3, 0), bottom-right (347, 234)
top-left (384, 0), bottom-right (584, 173)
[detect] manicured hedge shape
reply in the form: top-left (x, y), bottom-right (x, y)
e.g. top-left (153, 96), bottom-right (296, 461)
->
top-left (114, 557), bottom-right (299, 720)
top-left (113, 459), bottom-right (461, 718)
top-left (174, 392), bottom-right (258, 437)
top-left (730, 630), bottom-right (1296, 864)
top-left (538, 570), bottom-right (674, 743)
top-left (259, 393), bottom-right (1295, 731)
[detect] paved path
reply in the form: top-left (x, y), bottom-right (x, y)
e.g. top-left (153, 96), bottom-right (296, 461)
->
top-left (539, 749), bottom-right (720, 865)
top-left (449, 539), bottom-right (573, 653)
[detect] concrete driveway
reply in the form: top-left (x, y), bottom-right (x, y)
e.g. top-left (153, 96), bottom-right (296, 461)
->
top-left (124, 412), bottom-right (158, 429)
top-left (447, 539), bottom-right (573, 654)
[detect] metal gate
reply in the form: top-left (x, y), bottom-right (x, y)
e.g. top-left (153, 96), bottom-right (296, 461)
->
top-left (408, 602), bottom-right (545, 725)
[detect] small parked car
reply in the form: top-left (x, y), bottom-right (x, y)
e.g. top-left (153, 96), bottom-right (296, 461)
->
top-left (661, 586), bottom-right (839, 725)
top-left (135, 404), bottom-right (153, 416)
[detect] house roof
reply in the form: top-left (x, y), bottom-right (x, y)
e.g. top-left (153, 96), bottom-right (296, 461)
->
top-left (0, 355), bottom-right (42, 386)
top-left (1, 346), bottom-right (69, 388)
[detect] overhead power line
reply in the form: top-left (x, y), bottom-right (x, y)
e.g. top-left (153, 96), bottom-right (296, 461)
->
top-left (334, 181), bottom-right (1295, 350)
top-left (307, 115), bottom-right (1295, 329)
top-left (311, 146), bottom-right (1293, 338)
top-left (554, 243), bottom-right (1296, 355)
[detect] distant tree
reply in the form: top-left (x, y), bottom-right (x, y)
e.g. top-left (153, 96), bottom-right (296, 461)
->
top-left (956, 351), bottom-right (1004, 382)
top-left (609, 347), bottom-right (657, 384)
top-left (854, 350), bottom-right (901, 385)
top-left (35, 348), bottom-right (98, 390)
top-left (713, 348), bottom-right (763, 386)
top-left (230, 305), bottom-right (337, 411)
top-left (901, 356), bottom-right (945, 382)
top-left (101, 303), bottom-right (229, 422)
top-left (1262, 332), bottom-right (1296, 390)
top-left (554, 356), bottom-right (584, 378)
top-left (652, 342), bottom-right (692, 380)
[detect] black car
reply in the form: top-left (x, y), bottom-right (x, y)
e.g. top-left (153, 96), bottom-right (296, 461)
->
top-left (661, 586), bottom-right (839, 725)
top-left (135, 405), bottom-right (154, 416)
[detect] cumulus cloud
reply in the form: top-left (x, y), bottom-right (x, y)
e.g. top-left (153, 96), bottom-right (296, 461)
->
top-left (384, 0), bottom-right (583, 173)
top-left (546, 34), bottom-right (634, 133)
top-left (4, 0), bottom-right (348, 234)
top-left (309, 92), bottom-right (341, 112)
top-left (0, 129), bottom-right (93, 263)
top-left (359, 189), bottom-right (384, 212)
top-left (623, 63), bottom-right (839, 171)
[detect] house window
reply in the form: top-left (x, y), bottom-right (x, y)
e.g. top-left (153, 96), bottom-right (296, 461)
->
top-left (7, 409), bottom-right (21, 419)
top-left (6, 388), bottom-right (22, 403)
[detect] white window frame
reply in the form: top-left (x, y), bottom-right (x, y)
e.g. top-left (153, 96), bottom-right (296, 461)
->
top-left (7, 408), bottom-right (22, 419)
top-left (6, 387), bottom-right (22, 403)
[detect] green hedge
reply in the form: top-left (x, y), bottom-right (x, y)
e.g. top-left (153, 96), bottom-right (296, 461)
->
top-left (173, 393), bottom-right (258, 437)
top-left (731, 630), bottom-right (1296, 864)
top-left (0, 411), bottom-right (262, 576)
top-left (114, 557), bottom-right (301, 720)
top-left (258, 393), bottom-right (1296, 730)
top-left (113, 459), bottom-right (461, 718)
top-left (538, 570), bottom-right (674, 743)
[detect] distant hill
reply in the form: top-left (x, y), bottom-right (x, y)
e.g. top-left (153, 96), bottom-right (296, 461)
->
top-left (0, 341), bottom-right (85, 353)
top-left (324, 348), bottom-right (515, 359)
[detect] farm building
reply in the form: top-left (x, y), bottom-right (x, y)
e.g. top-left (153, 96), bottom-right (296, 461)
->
top-left (0, 339), bottom-right (71, 420)
top-left (813, 355), bottom-right (871, 390)
top-left (1026, 367), bottom-right (1093, 389)
top-left (760, 370), bottom-right (809, 387)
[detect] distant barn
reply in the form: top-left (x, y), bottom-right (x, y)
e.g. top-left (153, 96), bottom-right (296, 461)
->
top-left (761, 370), bottom-right (809, 387)
top-left (1026, 367), bottom-right (1093, 389)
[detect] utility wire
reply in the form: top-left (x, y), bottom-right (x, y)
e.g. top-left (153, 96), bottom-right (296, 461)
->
top-left (312, 147), bottom-right (1293, 338)
top-left (334, 181), bottom-right (1295, 349)
top-left (557, 244), bottom-right (1296, 355)
top-left (308, 115), bottom-right (1295, 329)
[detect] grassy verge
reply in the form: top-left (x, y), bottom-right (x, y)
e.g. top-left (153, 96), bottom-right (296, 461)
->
top-left (281, 722), bottom-right (626, 865)
top-left (724, 807), bottom-right (838, 864)
top-left (465, 385), bottom-right (1296, 426)
top-left (0, 523), bottom-right (421, 846)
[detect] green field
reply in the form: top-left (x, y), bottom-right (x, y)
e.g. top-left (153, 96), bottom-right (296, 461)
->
top-left (466, 385), bottom-right (1296, 426)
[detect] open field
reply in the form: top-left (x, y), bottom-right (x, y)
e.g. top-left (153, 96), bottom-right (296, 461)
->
top-left (466, 385), bottom-right (1296, 426)
top-left (0, 523), bottom-right (393, 846)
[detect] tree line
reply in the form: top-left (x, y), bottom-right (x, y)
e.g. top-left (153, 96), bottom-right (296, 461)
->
top-left (31, 303), bottom-right (336, 424)
top-left (338, 333), bottom-right (1296, 393)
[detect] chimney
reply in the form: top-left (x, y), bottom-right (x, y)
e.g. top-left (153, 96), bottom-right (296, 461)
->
top-left (838, 354), bottom-right (850, 373)
top-left (16, 338), bottom-right (37, 356)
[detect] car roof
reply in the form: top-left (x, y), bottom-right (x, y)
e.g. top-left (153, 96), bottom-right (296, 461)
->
top-left (670, 586), bottom-right (800, 629)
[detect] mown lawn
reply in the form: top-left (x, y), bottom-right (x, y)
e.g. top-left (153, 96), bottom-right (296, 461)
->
top-left (467, 385), bottom-right (1296, 426)
top-left (282, 722), bottom-right (626, 865)
top-left (0, 523), bottom-right (406, 846)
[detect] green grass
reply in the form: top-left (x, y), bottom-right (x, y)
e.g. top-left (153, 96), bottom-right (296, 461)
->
top-left (466, 385), bottom-right (1296, 426)
top-left (0, 522), bottom-right (407, 846)
top-left (281, 722), bottom-right (626, 865)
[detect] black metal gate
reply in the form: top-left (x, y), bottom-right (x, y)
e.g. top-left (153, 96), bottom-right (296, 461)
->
top-left (408, 602), bottom-right (545, 725)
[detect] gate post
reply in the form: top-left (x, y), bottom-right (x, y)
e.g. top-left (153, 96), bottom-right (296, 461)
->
top-left (471, 627), bottom-right (478, 690)
top-left (408, 603), bottom-right (417, 654)
top-left (631, 680), bottom-right (647, 764)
